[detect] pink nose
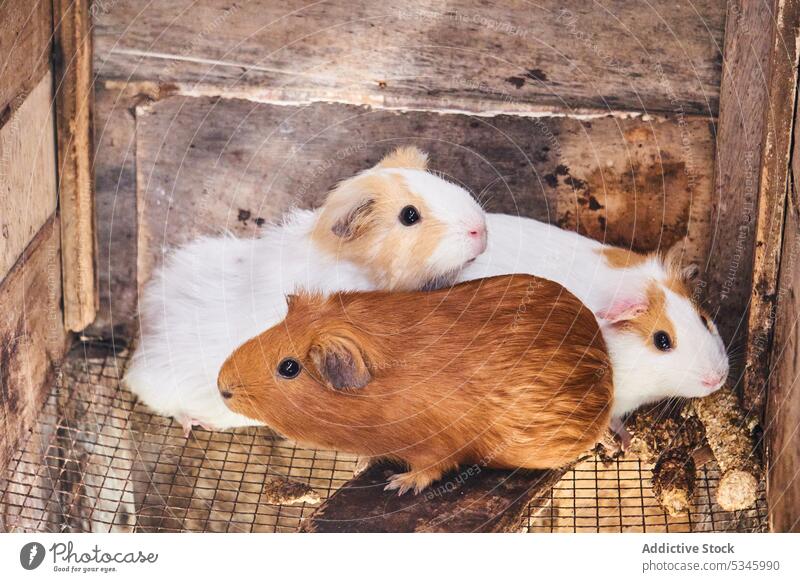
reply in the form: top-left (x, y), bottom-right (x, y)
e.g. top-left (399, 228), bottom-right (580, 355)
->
top-left (702, 374), bottom-right (724, 388)
top-left (468, 225), bottom-right (487, 254)
top-left (468, 225), bottom-right (485, 238)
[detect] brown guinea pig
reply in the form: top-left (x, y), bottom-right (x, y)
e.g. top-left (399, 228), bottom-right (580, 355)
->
top-left (218, 274), bottom-right (613, 494)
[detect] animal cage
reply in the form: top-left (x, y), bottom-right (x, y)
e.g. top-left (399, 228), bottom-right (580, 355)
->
top-left (1, 0), bottom-right (798, 533)
top-left (0, 343), bottom-right (770, 532)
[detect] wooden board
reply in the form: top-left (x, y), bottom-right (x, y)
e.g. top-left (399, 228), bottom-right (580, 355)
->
top-left (86, 82), bottom-right (140, 341)
top-left (94, 0), bottom-right (724, 116)
top-left (0, 73), bottom-right (58, 283)
top-left (704, 0), bottom-right (775, 363)
top-left (767, 179), bottom-right (800, 533)
top-left (302, 461), bottom-right (566, 532)
top-left (765, 2), bottom-right (800, 531)
top-left (0, 216), bottom-right (68, 473)
top-left (743, 0), bottom-right (800, 415)
top-left (0, 0), bottom-right (52, 126)
top-left (55, 0), bottom-right (98, 332)
top-left (135, 96), bottom-right (715, 287)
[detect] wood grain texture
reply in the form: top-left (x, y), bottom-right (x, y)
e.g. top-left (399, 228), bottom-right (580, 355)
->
top-left (766, 32), bottom-right (800, 532)
top-left (85, 82), bottom-right (140, 341)
top-left (0, 216), bottom-right (68, 473)
top-left (0, 0), bottom-right (52, 127)
top-left (302, 460), bottom-right (567, 532)
top-left (55, 0), bottom-right (98, 332)
top-left (743, 0), bottom-right (800, 415)
top-left (135, 96), bottom-right (715, 289)
top-left (0, 73), bottom-right (58, 283)
top-left (704, 0), bottom-right (775, 365)
top-left (767, 173), bottom-right (800, 532)
top-left (93, 0), bottom-right (724, 116)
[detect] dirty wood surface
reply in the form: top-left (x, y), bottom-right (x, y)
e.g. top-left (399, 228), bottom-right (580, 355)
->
top-left (743, 0), bottom-right (800, 415)
top-left (93, 0), bottom-right (725, 116)
top-left (55, 0), bottom-right (98, 332)
top-left (703, 0), bottom-right (776, 365)
top-left (0, 73), bottom-right (58, 283)
top-left (0, 216), bottom-right (68, 473)
top-left (768, 172), bottom-right (800, 532)
top-left (0, 0), bottom-right (52, 127)
top-left (302, 460), bottom-right (567, 532)
top-left (765, 34), bottom-right (800, 531)
top-left (86, 83), bottom-right (140, 341)
top-left (134, 96), bottom-right (715, 288)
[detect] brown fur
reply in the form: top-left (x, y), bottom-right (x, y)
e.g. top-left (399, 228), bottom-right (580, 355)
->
top-left (219, 275), bottom-right (613, 493)
top-left (598, 247), bottom-right (648, 270)
top-left (310, 157), bottom-right (448, 291)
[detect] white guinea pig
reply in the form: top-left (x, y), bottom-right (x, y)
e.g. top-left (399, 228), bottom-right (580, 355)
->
top-left (125, 147), bottom-right (487, 433)
top-left (459, 213), bottom-right (729, 431)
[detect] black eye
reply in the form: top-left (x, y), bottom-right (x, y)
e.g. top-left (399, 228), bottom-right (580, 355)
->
top-left (277, 358), bottom-right (301, 379)
top-left (653, 331), bottom-right (673, 352)
top-left (399, 205), bottom-right (421, 226)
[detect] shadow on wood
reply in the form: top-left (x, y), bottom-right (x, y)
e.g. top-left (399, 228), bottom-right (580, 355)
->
top-left (301, 461), bottom-right (568, 533)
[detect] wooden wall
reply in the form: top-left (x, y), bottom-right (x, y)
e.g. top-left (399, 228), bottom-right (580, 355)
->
top-left (761, 0), bottom-right (800, 533)
top-left (0, 1), bottom-right (68, 472)
top-left (89, 0), bottom-right (726, 338)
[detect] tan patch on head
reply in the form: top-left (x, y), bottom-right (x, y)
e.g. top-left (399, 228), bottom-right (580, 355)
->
top-left (658, 238), bottom-right (697, 300)
top-left (376, 146), bottom-right (429, 170)
top-left (312, 171), bottom-right (445, 290)
top-left (598, 246), bottom-right (648, 269)
top-left (664, 273), bottom-right (692, 300)
top-left (616, 282), bottom-right (677, 349)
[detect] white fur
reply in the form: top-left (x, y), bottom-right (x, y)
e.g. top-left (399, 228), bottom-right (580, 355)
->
top-left (125, 174), bottom-right (486, 430)
top-left (397, 169), bottom-right (487, 271)
top-left (459, 213), bottom-right (730, 419)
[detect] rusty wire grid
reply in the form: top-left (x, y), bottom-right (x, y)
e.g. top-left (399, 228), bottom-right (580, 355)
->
top-left (0, 341), bottom-right (769, 533)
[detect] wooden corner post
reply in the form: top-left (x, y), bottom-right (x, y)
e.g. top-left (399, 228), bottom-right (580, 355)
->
top-left (54, 0), bottom-right (97, 331)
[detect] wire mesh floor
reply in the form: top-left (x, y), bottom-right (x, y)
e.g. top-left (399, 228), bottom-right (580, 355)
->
top-left (0, 341), bottom-right (769, 533)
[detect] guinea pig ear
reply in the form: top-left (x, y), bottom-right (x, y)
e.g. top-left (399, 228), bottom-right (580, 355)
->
top-left (596, 295), bottom-right (649, 324)
top-left (308, 333), bottom-right (372, 391)
top-left (376, 146), bottom-right (429, 170)
top-left (331, 198), bottom-right (375, 240)
top-left (681, 263), bottom-right (701, 283)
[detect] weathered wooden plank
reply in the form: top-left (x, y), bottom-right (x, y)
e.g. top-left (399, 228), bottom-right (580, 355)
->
top-left (704, 0), bottom-right (775, 366)
top-left (135, 97), bottom-right (715, 288)
top-left (94, 0), bottom-right (725, 116)
top-left (0, 0), bottom-right (52, 127)
top-left (302, 460), bottom-right (567, 532)
top-left (0, 73), bottom-right (58, 283)
top-left (743, 0), bottom-right (800, 416)
top-left (85, 82), bottom-right (140, 340)
top-left (0, 216), bottom-right (68, 473)
top-left (55, 0), bottom-right (98, 332)
top-left (765, 22), bottom-right (800, 531)
top-left (766, 184), bottom-right (800, 532)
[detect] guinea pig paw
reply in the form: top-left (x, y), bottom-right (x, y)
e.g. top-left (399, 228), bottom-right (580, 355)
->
top-left (609, 418), bottom-right (632, 452)
top-left (179, 417), bottom-right (217, 438)
top-left (384, 471), bottom-right (433, 496)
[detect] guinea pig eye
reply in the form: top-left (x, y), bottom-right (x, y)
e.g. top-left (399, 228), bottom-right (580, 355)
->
top-left (277, 358), bottom-right (301, 379)
top-left (653, 331), bottom-right (673, 352)
top-left (399, 205), bottom-right (421, 226)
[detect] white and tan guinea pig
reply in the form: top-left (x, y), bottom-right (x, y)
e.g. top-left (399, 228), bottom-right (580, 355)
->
top-left (459, 213), bottom-right (729, 435)
top-left (125, 147), bottom-right (487, 433)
